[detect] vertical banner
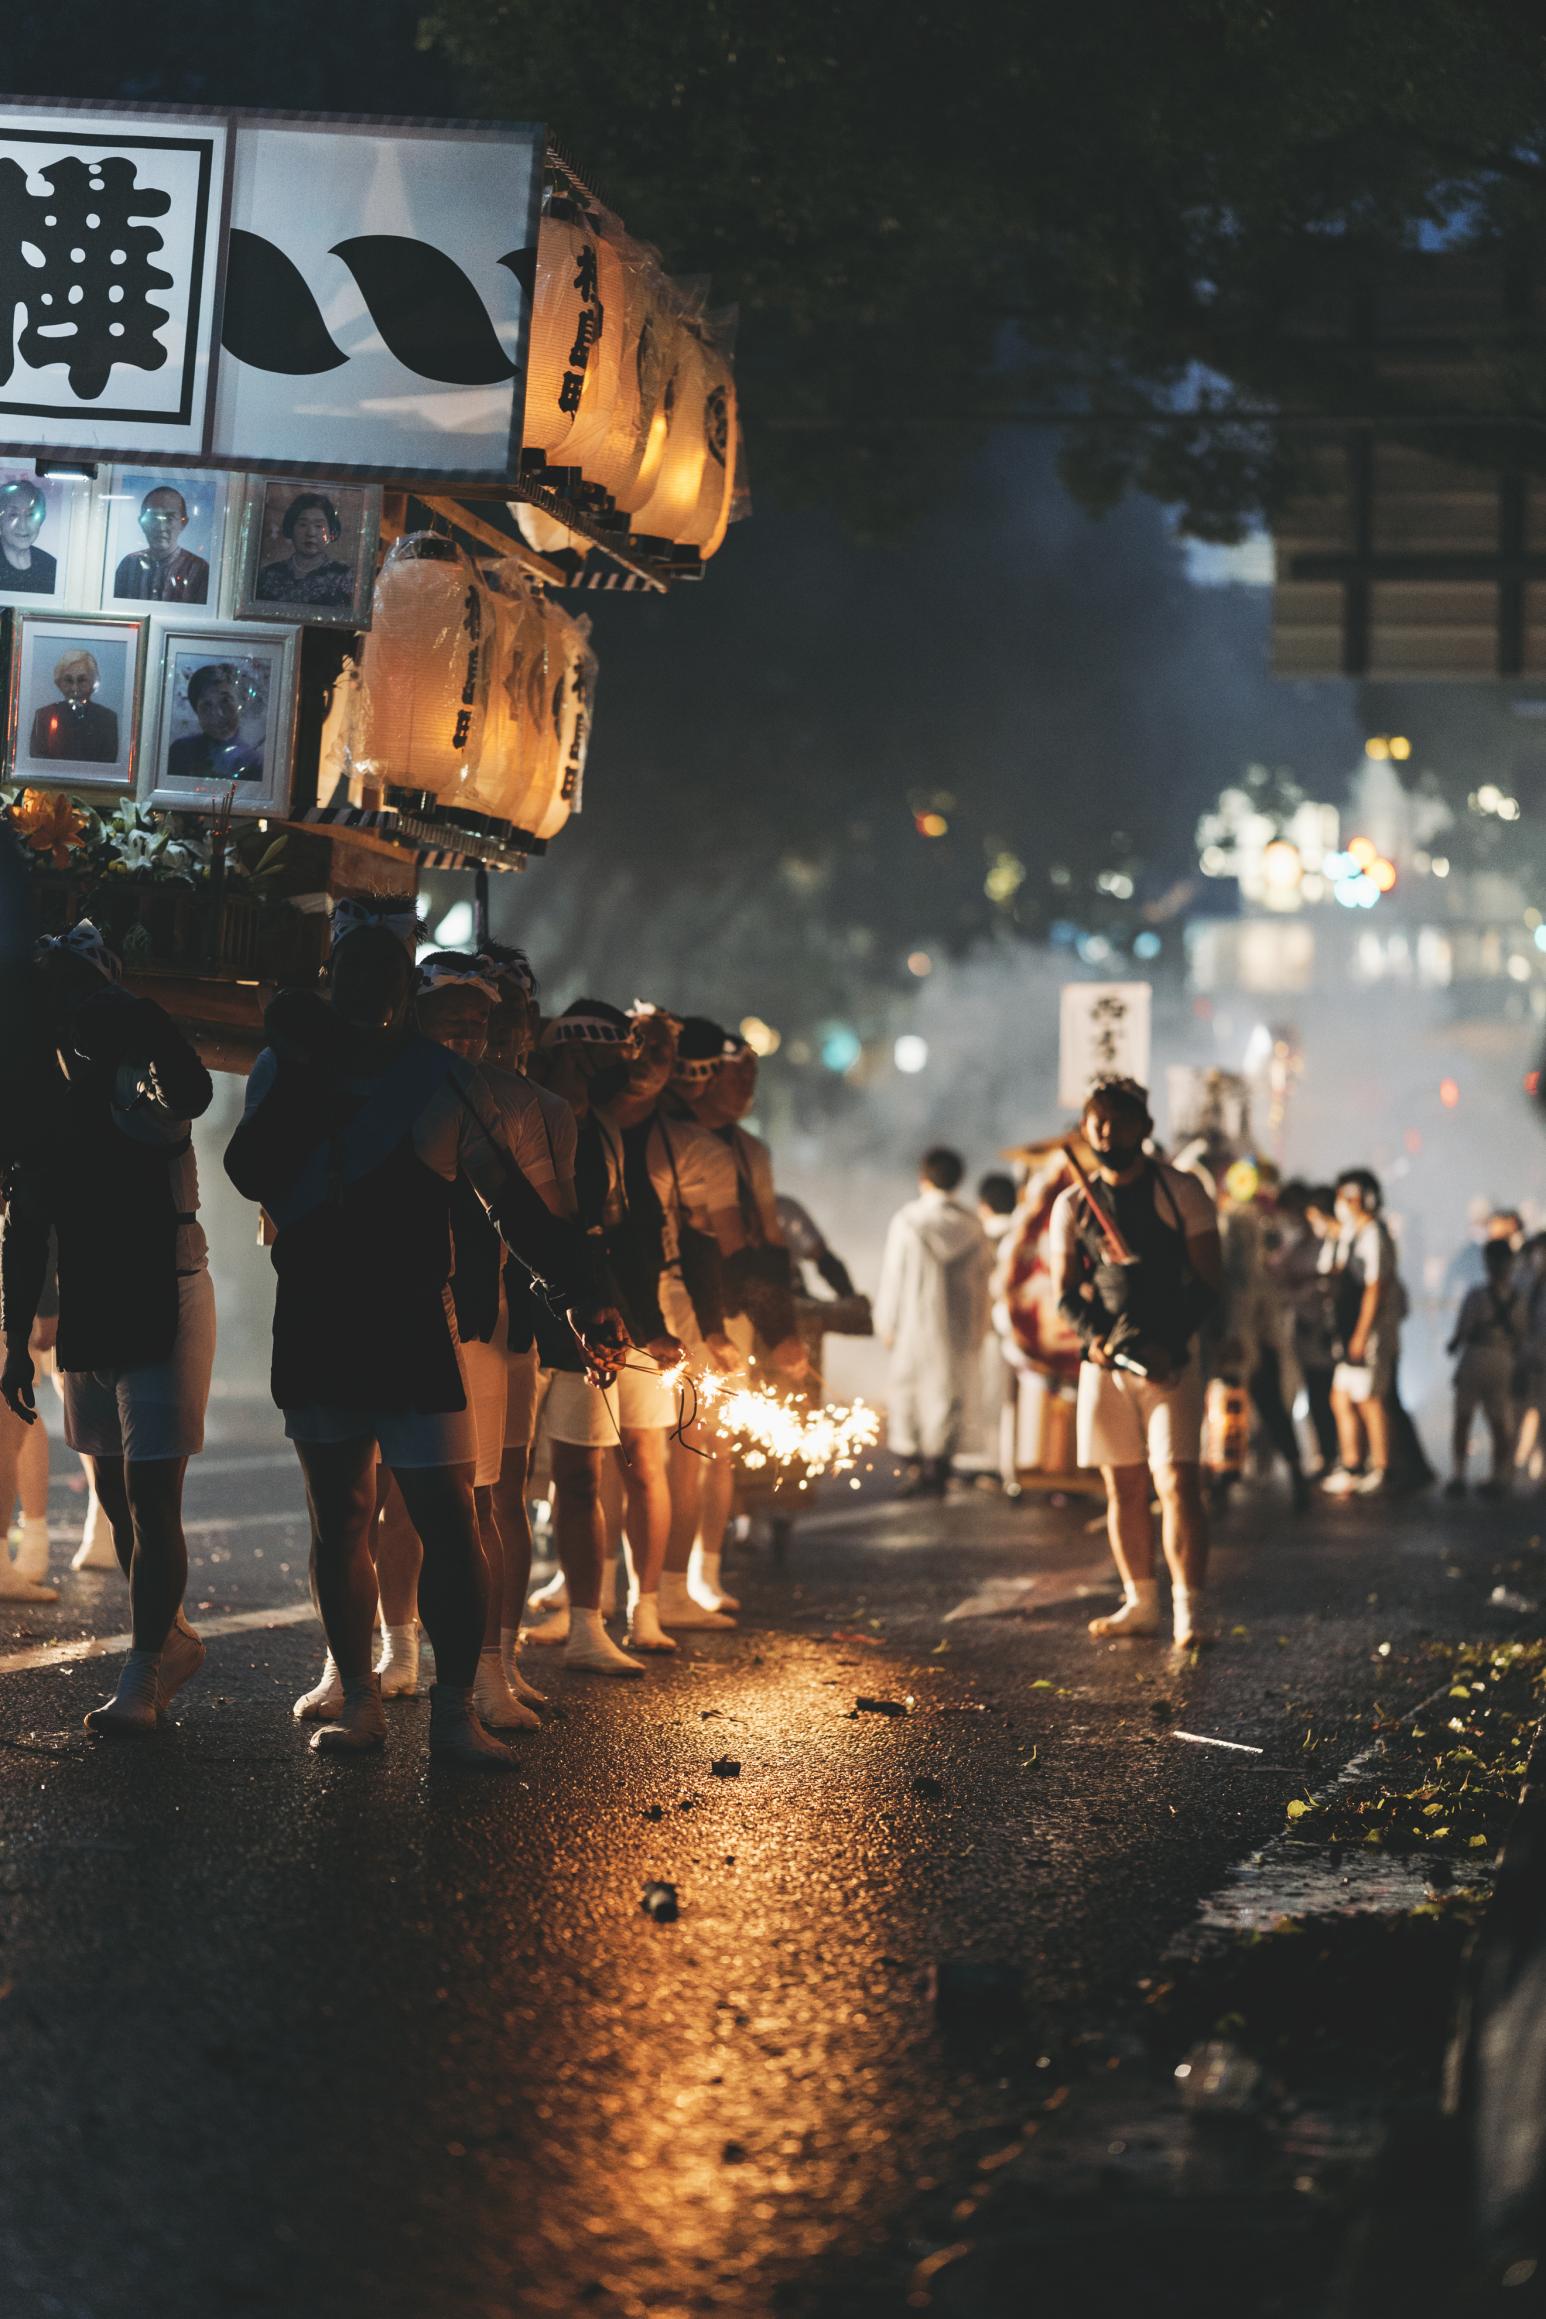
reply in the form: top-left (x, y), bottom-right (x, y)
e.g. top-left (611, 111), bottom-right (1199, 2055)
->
top-left (1058, 981), bottom-right (1151, 1111)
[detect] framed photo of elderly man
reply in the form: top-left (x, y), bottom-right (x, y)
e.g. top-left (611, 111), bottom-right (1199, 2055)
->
top-left (98, 468), bottom-right (231, 615)
top-left (142, 625), bottom-right (298, 817)
top-left (234, 478), bottom-right (380, 628)
top-left (4, 612), bottom-right (145, 793)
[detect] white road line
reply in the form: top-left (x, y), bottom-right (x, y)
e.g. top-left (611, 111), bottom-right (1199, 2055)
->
top-left (0, 1602), bottom-right (315, 1678)
top-left (1174, 1731), bottom-right (1265, 1755)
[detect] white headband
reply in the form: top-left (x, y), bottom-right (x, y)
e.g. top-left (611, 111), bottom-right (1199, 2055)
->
top-left (418, 957), bottom-right (502, 1004)
top-left (540, 1010), bottom-right (641, 1054)
top-left (38, 920), bottom-right (120, 981)
top-left (331, 895), bottom-right (420, 951)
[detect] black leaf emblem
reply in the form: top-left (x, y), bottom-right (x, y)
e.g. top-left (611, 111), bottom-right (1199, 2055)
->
top-left (220, 228), bottom-right (346, 376)
top-left (499, 245), bottom-right (538, 303)
top-left (331, 235), bottom-right (517, 385)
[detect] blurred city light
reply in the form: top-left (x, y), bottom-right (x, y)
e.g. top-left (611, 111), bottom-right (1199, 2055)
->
top-left (819, 1024), bottom-right (862, 1073)
top-left (739, 1015), bottom-right (781, 1057)
top-left (893, 1034), bottom-right (929, 1074)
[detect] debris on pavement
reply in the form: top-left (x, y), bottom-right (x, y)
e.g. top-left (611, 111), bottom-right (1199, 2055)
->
top-left (640, 1881), bottom-right (679, 1923)
top-left (853, 1695), bottom-right (913, 1717)
top-left (1173, 1731), bottom-right (1264, 1755)
top-left (710, 1755), bottom-right (741, 1778)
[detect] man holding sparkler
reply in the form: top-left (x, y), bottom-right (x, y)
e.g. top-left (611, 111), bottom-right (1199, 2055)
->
top-left (1050, 1077), bottom-right (1221, 1648)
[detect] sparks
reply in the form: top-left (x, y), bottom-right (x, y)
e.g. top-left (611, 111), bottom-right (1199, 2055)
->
top-left (690, 1370), bottom-right (882, 1481)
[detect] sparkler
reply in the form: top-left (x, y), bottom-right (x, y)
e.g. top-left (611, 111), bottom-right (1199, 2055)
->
top-left (648, 1357), bottom-right (881, 1484)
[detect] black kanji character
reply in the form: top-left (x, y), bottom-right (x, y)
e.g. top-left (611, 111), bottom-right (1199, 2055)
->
top-left (0, 153), bottom-right (173, 401)
top-left (557, 369), bottom-right (584, 414)
top-left (567, 304), bottom-right (601, 370)
top-left (571, 244), bottom-right (598, 301)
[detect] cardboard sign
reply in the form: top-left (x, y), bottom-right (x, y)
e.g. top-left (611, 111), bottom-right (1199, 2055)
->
top-left (0, 101), bottom-right (542, 484)
top-left (1058, 981), bottom-right (1151, 1111)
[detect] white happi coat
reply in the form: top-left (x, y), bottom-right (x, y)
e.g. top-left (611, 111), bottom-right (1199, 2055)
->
top-left (875, 1188), bottom-right (992, 1458)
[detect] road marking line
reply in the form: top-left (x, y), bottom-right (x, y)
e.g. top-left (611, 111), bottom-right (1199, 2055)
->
top-left (0, 1602), bottom-right (315, 1677)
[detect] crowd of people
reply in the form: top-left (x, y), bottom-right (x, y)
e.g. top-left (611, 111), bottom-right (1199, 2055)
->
top-left (1, 903), bottom-right (1537, 1731)
top-left (0, 911), bottom-right (823, 1766)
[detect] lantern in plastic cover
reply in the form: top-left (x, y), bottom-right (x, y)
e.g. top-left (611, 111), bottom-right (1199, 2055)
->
top-left (579, 245), bottom-right (672, 511)
top-left (531, 609), bottom-right (596, 843)
top-left (476, 567), bottom-right (554, 827)
top-left (524, 206), bottom-right (623, 462)
top-left (682, 347), bottom-right (738, 557)
top-left (627, 319), bottom-right (713, 544)
top-left (355, 538), bottom-right (490, 805)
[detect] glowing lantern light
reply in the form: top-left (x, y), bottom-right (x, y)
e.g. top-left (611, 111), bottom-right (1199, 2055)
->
top-left (739, 1015), bottom-right (780, 1057)
top-left (523, 207), bottom-right (623, 461)
top-left (916, 811), bottom-right (948, 838)
top-left (1365, 736), bottom-right (1390, 760)
top-left (581, 244), bottom-right (673, 510)
top-left (1348, 835), bottom-right (1377, 868)
top-left (1369, 858), bottom-right (1398, 893)
top-left (678, 339), bottom-right (738, 557)
top-left (1440, 1077), bottom-right (1460, 1109)
top-left (512, 503), bottom-right (592, 561)
top-left (625, 318), bottom-right (713, 542)
top-left (530, 606), bottom-right (597, 843)
top-left (1389, 735), bottom-right (1412, 761)
top-left (355, 537), bottom-right (489, 806)
top-left (476, 565), bottom-right (553, 826)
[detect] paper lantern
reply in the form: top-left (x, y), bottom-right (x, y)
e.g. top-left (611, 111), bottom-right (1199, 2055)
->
top-left (577, 243), bottom-right (672, 511)
top-left (355, 537), bottom-right (490, 805)
top-left (625, 320), bottom-right (714, 544)
top-left (523, 207), bottom-right (623, 462)
top-left (475, 567), bottom-right (554, 826)
top-left (680, 348), bottom-right (738, 557)
top-left (531, 609), bottom-right (596, 843)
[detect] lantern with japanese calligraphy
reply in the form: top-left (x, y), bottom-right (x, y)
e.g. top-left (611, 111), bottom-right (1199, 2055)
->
top-left (625, 317), bottom-right (713, 544)
top-left (523, 204), bottom-right (623, 462)
top-left (354, 536), bottom-right (490, 806)
top-left (576, 238), bottom-right (672, 511)
top-left (475, 563), bottom-right (552, 827)
top-left (531, 608), bottom-right (596, 842)
top-left (681, 344), bottom-right (738, 558)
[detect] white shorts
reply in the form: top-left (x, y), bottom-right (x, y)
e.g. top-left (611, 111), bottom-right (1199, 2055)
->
top-left (505, 1344), bottom-right (542, 1453)
top-left (616, 1358), bottom-right (680, 1432)
top-left (283, 1401), bottom-right (476, 1469)
top-left (63, 1270), bottom-right (216, 1464)
top-left (1076, 1354), bottom-right (1204, 1470)
top-left (461, 1336), bottom-right (508, 1488)
top-left (540, 1367), bottom-right (618, 1450)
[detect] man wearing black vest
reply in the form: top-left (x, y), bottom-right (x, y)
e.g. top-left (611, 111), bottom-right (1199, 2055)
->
top-left (1050, 1077), bottom-right (1221, 1649)
top-left (2, 923), bottom-right (215, 1732)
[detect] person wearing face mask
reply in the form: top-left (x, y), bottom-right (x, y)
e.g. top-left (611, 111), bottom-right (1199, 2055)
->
top-left (1319, 1168), bottom-right (1406, 1498)
top-left (365, 953), bottom-right (571, 1733)
top-left (526, 1000), bottom-right (682, 1676)
top-left (224, 926), bottom-right (625, 1765)
top-left (1050, 1077), bottom-right (1221, 1648)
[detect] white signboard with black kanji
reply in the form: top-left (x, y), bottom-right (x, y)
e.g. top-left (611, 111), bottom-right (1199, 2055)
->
top-left (1058, 981), bottom-right (1152, 1111)
top-left (0, 101), bottom-right (543, 486)
top-left (0, 108), bottom-right (226, 455)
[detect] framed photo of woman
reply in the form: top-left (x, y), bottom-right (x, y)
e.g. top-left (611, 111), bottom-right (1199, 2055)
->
top-left (97, 467), bottom-right (232, 614)
top-left (234, 478), bottom-right (380, 628)
top-left (142, 624), bottom-right (299, 817)
top-left (5, 611), bottom-right (145, 793)
top-left (0, 468), bottom-right (88, 607)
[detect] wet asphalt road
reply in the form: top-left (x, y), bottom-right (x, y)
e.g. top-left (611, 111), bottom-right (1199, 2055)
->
top-left (0, 1410), bottom-right (1538, 2319)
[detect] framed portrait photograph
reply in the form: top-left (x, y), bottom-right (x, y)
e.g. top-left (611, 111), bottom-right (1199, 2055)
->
top-left (143, 624), bottom-right (298, 816)
top-left (235, 477), bottom-right (381, 628)
top-left (0, 468), bottom-right (87, 606)
top-left (98, 466), bottom-right (231, 613)
top-left (5, 612), bottom-right (144, 792)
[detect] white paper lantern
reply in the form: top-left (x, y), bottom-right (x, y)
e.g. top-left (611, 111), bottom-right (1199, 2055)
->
top-left (626, 320), bottom-right (714, 544)
top-left (681, 347), bottom-right (738, 557)
top-left (532, 609), bottom-right (596, 843)
top-left (475, 567), bottom-right (553, 826)
top-left (523, 208), bottom-right (623, 462)
top-left (355, 538), bottom-right (490, 805)
top-left (579, 245), bottom-right (672, 511)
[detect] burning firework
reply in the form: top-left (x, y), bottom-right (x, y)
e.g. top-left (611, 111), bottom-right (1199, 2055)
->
top-left (648, 1357), bottom-right (881, 1484)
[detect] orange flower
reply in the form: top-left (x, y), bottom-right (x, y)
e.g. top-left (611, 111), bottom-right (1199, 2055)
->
top-left (10, 788), bottom-right (88, 870)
